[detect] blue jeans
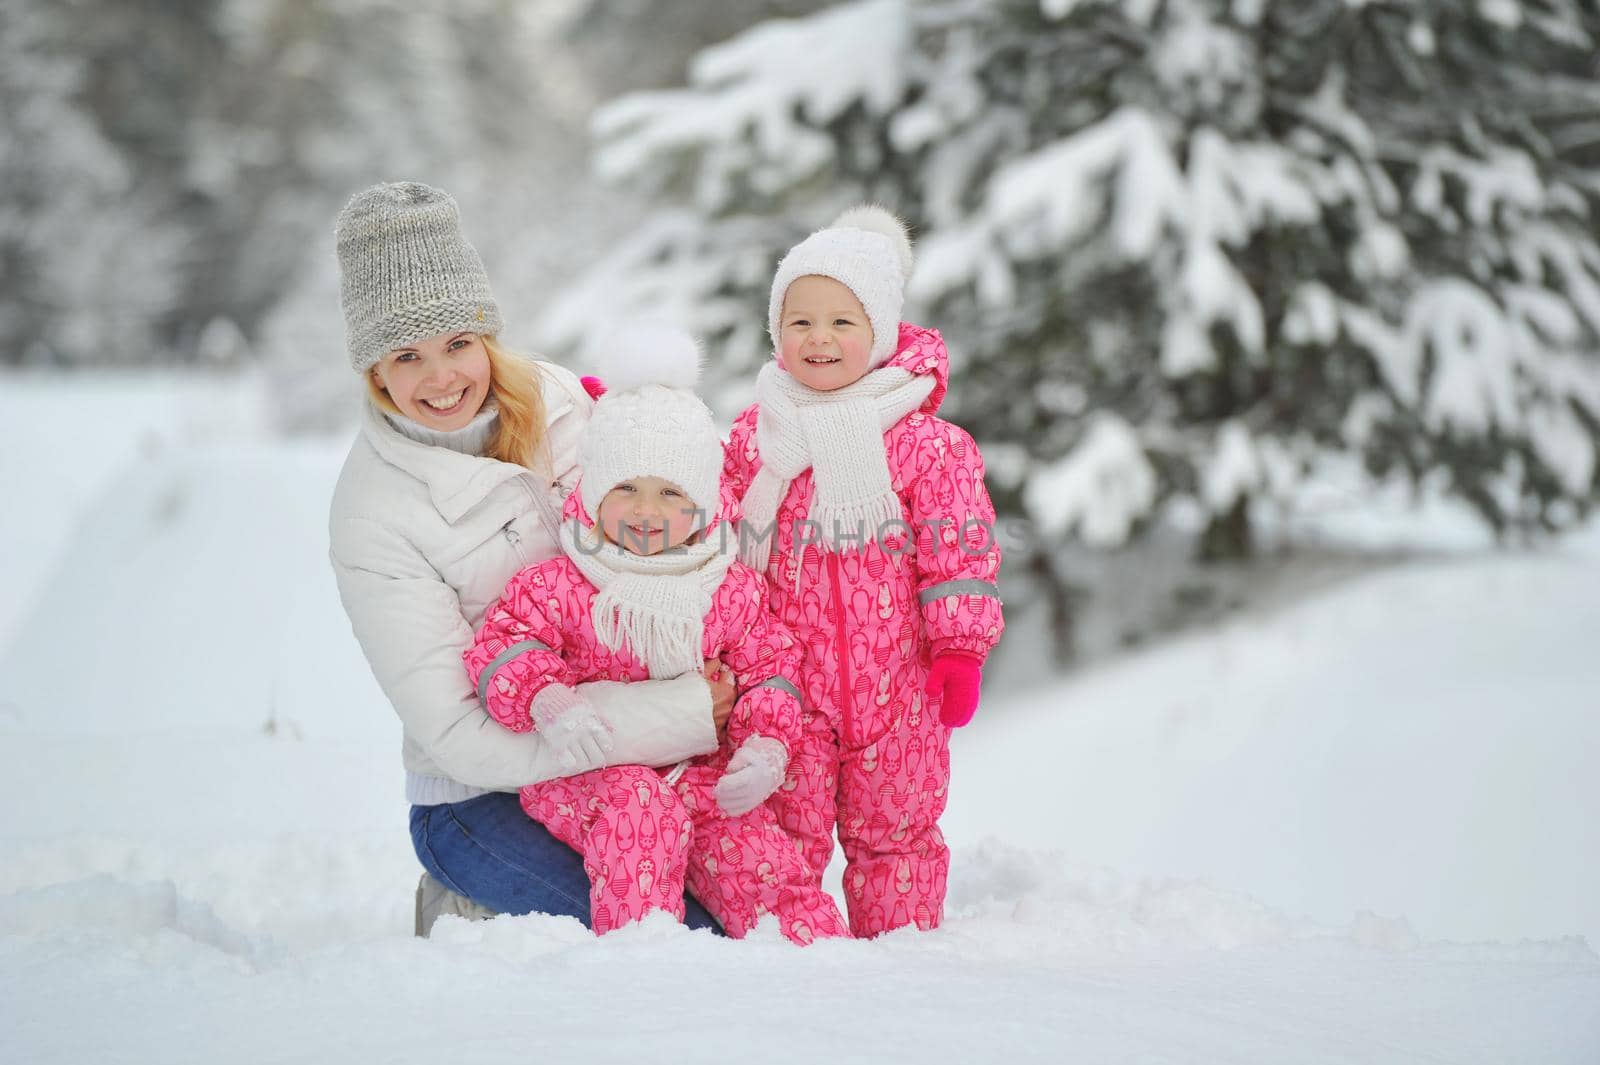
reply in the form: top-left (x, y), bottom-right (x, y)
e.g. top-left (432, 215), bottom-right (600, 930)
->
top-left (409, 791), bottom-right (724, 933)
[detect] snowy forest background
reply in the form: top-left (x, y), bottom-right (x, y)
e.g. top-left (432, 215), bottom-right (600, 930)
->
top-left (3, 4), bottom-right (1600, 1060)
top-left (6, 0), bottom-right (1600, 663)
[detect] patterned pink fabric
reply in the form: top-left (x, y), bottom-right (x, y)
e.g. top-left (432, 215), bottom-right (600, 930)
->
top-left (525, 764), bottom-right (693, 932)
top-left (525, 759), bottom-right (848, 943)
top-left (464, 555), bottom-right (801, 757)
top-left (723, 323), bottom-right (1004, 937)
top-left (464, 497), bottom-right (845, 943)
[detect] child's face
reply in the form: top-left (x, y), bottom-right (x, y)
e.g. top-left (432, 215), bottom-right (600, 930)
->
top-left (595, 476), bottom-right (702, 556)
top-left (778, 275), bottom-right (874, 391)
top-left (371, 331), bottom-right (492, 430)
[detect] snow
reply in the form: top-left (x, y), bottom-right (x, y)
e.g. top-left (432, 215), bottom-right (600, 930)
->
top-left (1284, 282), bottom-right (1339, 345)
top-left (0, 370), bottom-right (274, 648)
top-left (1023, 412), bottom-right (1157, 547)
top-left (1200, 420), bottom-right (1262, 512)
top-left (1478, 0), bottom-right (1524, 30)
top-left (1335, 268), bottom-right (1600, 485)
top-left (1349, 219), bottom-right (1411, 278)
top-left (947, 535), bottom-right (1600, 949)
top-left (1255, 458), bottom-right (1497, 555)
top-left (6, 880), bottom-right (1592, 1063)
top-left (1529, 403), bottom-right (1597, 496)
top-left (916, 107), bottom-right (1338, 383)
top-left (1152, 5), bottom-right (1257, 120)
top-left (592, 0), bottom-right (910, 204)
top-left (1039, 0), bottom-right (1088, 20)
top-left (551, 0), bottom-right (1600, 550)
top-left (533, 209), bottom-right (783, 413)
top-left (1407, 19), bottom-right (1437, 55)
top-left (1415, 146), bottom-right (1546, 229)
top-left (3, 372), bottom-right (1599, 1062)
top-left (1409, 278), bottom-right (1521, 435)
top-left (1518, 222), bottom-right (1600, 339)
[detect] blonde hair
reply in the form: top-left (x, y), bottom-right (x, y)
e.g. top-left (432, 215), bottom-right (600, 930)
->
top-left (367, 334), bottom-right (550, 469)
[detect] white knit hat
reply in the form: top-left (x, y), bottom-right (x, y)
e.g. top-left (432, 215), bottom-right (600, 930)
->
top-left (768, 205), bottom-right (914, 368)
top-left (578, 326), bottom-right (724, 524)
top-left (334, 182), bottom-right (504, 373)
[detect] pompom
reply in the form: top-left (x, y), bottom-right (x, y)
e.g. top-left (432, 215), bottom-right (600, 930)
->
top-left (831, 205), bottom-right (914, 279)
top-left (589, 325), bottom-right (702, 396)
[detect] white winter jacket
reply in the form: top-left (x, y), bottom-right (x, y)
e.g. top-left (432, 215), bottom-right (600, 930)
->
top-left (328, 359), bottom-right (718, 803)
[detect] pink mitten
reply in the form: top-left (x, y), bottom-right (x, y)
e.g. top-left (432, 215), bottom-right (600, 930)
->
top-left (924, 653), bottom-right (984, 728)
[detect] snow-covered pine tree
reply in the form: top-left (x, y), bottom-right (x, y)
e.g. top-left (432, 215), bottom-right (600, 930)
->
top-left (0, 0), bottom-right (190, 366)
top-left (2, 0), bottom-right (503, 370)
top-left (543, 0), bottom-right (1600, 648)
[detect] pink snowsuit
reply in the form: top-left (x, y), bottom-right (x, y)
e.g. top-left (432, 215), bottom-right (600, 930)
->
top-left (723, 323), bottom-right (1004, 937)
top-left (464, 487), bottom-right (848, 945)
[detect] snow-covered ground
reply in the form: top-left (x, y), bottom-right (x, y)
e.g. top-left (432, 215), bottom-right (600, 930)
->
top-left (1, 372), bottom-right (1597, 1063)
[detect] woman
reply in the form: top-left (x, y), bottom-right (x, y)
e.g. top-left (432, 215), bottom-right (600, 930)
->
top-left (326, 182), bottom-right (732, 933)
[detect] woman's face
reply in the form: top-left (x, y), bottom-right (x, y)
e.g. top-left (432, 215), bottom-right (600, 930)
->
top-left (595, 476), bottom-right (701, 556)
top-left (371, 331), bottom-right (492, 430)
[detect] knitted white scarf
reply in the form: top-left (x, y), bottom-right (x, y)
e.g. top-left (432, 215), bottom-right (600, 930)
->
top-left (739, 361), bottom-right (935, 571)
top-left (560, 520), bottom-right (735, 679)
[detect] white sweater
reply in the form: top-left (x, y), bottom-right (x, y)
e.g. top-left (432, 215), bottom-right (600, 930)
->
top-left (327, 360), bottom-right (718, 804)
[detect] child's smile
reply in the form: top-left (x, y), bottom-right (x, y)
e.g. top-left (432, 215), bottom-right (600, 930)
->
top-left (778, 275), bottom-right (874, 391)
top-left (595, 476), bottom-right (701, 555)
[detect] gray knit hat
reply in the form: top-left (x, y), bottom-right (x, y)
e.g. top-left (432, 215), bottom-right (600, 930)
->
top-left (335, 182), bottom-right (504, 374)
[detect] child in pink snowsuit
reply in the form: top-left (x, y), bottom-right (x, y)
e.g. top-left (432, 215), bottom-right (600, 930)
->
top-left (722, 207), bottom-right (1005, 938)
top-left (464, 329), bottom-right (848, 945)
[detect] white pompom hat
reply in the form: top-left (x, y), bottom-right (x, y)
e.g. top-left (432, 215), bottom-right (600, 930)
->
top-left (577, 325), bottom-right (725, 523)
top-left (768, 205), bottom-right (915, 368)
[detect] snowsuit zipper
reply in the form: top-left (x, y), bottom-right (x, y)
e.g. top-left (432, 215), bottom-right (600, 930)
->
top-left (827, 551), bottom-right (851, 725)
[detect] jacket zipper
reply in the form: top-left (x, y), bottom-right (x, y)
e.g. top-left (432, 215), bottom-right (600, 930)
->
top-left (502, 520), bottom-right (523, 558)
top-left (522, 475), bottom-right (563, 546)
top-left (827, 551), bottom-right (851, 722)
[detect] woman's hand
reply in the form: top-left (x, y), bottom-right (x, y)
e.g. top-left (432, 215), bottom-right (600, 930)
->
top-left (704, 658), bottom-right (737, 737)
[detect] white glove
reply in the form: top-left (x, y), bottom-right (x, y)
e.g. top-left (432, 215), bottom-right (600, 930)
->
top-left (530, 684), bottom-right (615, 772)
top-left (714, 736), bottom-right (789, 817)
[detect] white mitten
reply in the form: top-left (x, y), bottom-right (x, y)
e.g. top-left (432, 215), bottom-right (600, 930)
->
top-left (714, 736), bottom-right (789, 817)
top-left (529, 684), bottom-right (615, 772)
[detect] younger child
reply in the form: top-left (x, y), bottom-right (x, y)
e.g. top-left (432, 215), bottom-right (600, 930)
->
top-left (465, 328), bottom-right (847, 944)
top-left (723, 207), bottom-right (1005, 938)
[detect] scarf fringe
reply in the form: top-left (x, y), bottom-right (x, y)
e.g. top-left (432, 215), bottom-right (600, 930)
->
top-left (593, 585), bottom-right (704, 680)
top-left (740, 363), bottom-right (934, 572)
top-left (737, 469), bottom-right (786, 571)
top-left (807, 493), bottom-right (907, 551)
top-left (561, 521), bottom-right (735, 679)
